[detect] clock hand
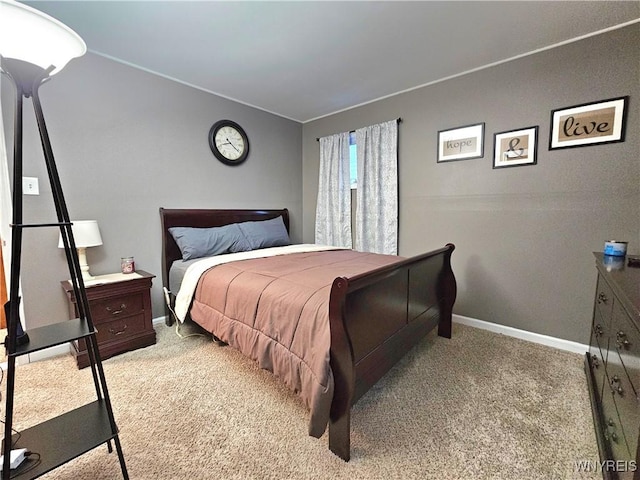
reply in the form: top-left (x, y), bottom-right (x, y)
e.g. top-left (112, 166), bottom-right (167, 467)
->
top-left (226, 138), bottom-right (240, 152)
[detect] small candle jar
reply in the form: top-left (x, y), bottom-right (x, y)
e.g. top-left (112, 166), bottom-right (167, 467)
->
top-left (121, 257), bottom-right (135, 274)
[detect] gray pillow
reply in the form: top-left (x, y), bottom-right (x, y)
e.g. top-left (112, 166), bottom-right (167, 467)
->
top-left (237, 216), bottom-right (291, 250)
top-left (169, 216), bottom-right (290, 261)
top-left (169, 224), bottom-right (248, 261)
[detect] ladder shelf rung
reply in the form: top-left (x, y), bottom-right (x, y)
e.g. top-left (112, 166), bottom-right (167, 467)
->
top-left (10, 222), bottom-right (72, 229)
top-left (8, 318), bottom-right (96, 357)
top-left (6, 400), bottom-right (117, 479)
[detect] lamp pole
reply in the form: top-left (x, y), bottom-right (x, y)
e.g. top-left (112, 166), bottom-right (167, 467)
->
top-left (0, 57), bottom-right (82, 478)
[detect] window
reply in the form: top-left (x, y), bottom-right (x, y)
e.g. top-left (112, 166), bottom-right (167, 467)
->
top-left (349, 132), bottom-right (357, 189)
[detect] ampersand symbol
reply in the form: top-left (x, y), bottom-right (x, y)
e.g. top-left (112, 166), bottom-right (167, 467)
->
top-left (507, 137), bottom-right (524, 158)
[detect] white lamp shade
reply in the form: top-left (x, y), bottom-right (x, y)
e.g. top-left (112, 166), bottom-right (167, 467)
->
top-left (58, 220), bottom-right (103, 249)
top-left (0, 0), bottom-right (86, 75)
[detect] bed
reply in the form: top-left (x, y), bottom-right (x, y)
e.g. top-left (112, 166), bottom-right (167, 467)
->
top-left (160, 207), bottom-right (456, 461)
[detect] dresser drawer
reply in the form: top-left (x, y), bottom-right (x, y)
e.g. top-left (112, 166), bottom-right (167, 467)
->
top-left (596, 275), bottom-right (615, 325)
top-left (613, 303), bottom-right (640, 395)
top-left (606, 357), bottom-right (639, 459)
top-left (589, 347), bottom-right (607, 403)
top-left (89, 292), bottom-right (144, 323)
top-left (601, 385), bottom-right (632, 461)
top-left (592, 307), bottom-right (610, 364)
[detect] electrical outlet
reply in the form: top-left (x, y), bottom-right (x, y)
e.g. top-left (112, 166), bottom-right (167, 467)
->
top-left (22, 177), bottom-right (39, 195)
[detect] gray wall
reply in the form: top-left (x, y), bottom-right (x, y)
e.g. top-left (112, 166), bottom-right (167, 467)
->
top-left (2, 53), bottom-right (302, 329)
top-left (302, 25), bottom-right (639, 344)
top-left (2, 25), bottom-right (638, 345)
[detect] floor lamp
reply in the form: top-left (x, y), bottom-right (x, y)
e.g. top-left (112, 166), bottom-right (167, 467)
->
top-left (0, 0), bottom-right (86, 343)
top-left (0, 2), bottom-right (128, 478)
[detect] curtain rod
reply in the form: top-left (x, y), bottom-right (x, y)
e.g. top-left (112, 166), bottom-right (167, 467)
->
top-left (316, 117), bottom-right (402, 141)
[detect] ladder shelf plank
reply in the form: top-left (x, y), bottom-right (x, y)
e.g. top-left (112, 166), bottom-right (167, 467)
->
top-left (9, 319), bottom-right (96, 358)
top-left (6, 400), bottom-right (116, 479)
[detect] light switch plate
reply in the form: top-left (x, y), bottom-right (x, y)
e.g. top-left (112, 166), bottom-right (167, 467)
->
top-left (23, 177), bottom-right (39, 195)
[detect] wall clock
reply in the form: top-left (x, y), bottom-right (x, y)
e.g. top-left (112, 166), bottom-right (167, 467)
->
top-left (208, 120), bottom-right (249, 166)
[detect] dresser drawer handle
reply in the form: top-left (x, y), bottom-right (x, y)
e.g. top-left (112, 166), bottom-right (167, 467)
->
top-left (610, 376), bottom-right (624, 396)
top-left (616, 331), bottom-right (631, 350)
top-left (106, 303), bottom-right (127, 315)
top-left (109, 324), bottom-right (128, 336)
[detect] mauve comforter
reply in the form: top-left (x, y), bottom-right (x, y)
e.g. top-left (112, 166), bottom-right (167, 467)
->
top-left (189, 248), bottom-right (402, 437)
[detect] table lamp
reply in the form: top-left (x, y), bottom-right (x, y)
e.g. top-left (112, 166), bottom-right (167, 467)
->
top-left (58, 220), bottom-right (103, 281)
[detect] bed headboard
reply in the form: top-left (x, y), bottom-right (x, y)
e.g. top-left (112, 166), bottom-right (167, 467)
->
top-left (159, 207), bottom-right (290, 295)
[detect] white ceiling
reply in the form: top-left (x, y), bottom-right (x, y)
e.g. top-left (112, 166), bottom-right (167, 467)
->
top-left (23, 1), bottom-right (640, 123)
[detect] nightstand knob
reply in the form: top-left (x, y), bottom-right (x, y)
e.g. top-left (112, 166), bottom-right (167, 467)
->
top-left (106, 303), bottom-right (127, 315)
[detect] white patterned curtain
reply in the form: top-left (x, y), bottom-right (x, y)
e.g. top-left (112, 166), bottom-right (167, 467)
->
top-left (355, 119), bottom-right (398, 254)
top-left (315, 132), bottom-right (352, 248)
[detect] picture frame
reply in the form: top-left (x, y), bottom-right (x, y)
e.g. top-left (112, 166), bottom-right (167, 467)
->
top-left (437, 123), bottom-right (484, 162)
top-left (493, 126), bottom-right (538, 169)
top-left (549, 96), bottom-right (628, 150)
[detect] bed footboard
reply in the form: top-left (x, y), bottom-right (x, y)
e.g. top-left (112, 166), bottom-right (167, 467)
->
top-left (327, 244), bottom-right (456, 461)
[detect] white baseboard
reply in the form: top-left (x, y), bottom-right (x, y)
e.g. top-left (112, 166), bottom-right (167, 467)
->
top-left (1, 342), bottom-right (72, 370)
top-left (3, 315), bottom-right (588, 368)
top-left (26, 343), bottom-right (72, 363)
top-left (2, 316), bottom-right (170, 369)
top-left (453, 314), bottom-right (589, 356)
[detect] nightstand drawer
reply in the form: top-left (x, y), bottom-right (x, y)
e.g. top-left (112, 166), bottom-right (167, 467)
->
top-left (95, 313), bottom-right (147, 344)
top-left (90, 292), bottom-right (144, 323)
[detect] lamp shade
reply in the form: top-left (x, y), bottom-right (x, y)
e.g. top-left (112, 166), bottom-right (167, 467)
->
top-left (58, 220), bottom-right (103, 249)
top-left (0, 0), bottom-right (86, 75)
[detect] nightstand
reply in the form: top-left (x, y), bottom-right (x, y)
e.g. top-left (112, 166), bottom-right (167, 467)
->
top-left (61, 270), bottom-right (156, 368)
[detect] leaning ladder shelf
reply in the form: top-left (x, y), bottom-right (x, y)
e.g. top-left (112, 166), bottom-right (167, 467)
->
top-left (1, 59), bottom-right (128, 478)
top-left (4, 319), bottom-right (123, 479)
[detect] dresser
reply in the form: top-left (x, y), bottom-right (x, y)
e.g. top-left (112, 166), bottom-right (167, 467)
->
top-left (61, 270), bottom-right (156, 368)
top-left (586, 253), bottom-right (640, 479)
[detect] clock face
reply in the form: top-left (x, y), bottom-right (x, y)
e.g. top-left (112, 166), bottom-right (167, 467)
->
top-left (209, 120), bottom-right (249, 165)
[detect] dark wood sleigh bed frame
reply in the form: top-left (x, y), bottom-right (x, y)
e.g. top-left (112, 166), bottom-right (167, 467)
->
top-left (159, 207), bottom-right (456, 461)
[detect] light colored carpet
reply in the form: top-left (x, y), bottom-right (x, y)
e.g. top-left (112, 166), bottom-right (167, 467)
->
top-left (7, 322), bottom-right (599, 479)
